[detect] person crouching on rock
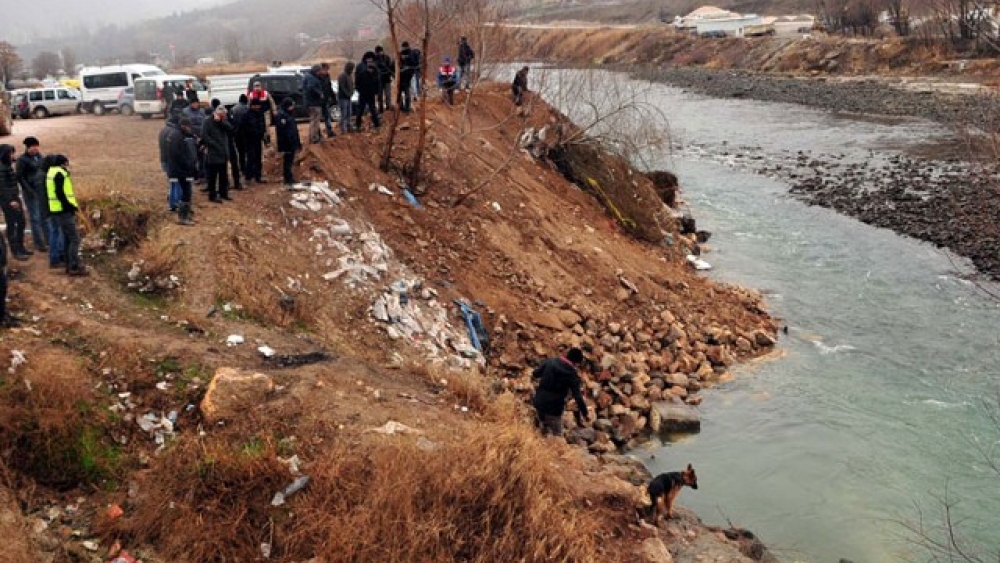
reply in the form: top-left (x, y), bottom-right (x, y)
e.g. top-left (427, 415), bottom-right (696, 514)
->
top-left (532, 347), bottom-right (590, 437)
top-left (275, 98), bottom-right (301, 187)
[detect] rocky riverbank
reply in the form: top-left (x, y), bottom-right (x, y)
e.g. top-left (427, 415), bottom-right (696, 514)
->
top-left (649, 67), bottom-right (1000, 281)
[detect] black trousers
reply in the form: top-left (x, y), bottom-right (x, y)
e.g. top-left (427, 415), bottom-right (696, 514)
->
top-left (228, 137), bottom-right (242, 187)
top-left (235, 136), bottom-right (248, 180)
top-left (282, 151), bottom-right (295, 185)
top-left (177, 176), bottom-right (193, 204)
top-left (206, 161), bottom-right (229, 199)
top-left (356, 95), bottom-right (380, 130)
top-left (52, 213), bottom-right (81, 271)
top-left (0, 267), bottom-right (6, 319)
top-left (246, 137), bottom-right (263, 181)
top-left (377, 81), bottom-right (393, 112)
top-left (1, 201), bottom-right (27, 254)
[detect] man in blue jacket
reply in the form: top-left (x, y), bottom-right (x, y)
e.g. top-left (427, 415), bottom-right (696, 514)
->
top-left (532, 347), bottom-right (590, 437)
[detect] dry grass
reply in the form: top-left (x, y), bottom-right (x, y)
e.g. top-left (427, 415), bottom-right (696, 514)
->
top-left (409, 363), bottom-right (493, 414)
top-left (0, 484), bottom-right (38, 563)
top-left (108, 399), bottom-right (618, 563)
top-left (78, 195), bottom-right (156, 251)
top-left (0, 347), bottom-right (122, 490)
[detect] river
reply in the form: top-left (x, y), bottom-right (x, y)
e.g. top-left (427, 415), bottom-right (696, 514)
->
top-left (537, 70), bottom-right (1000, 563)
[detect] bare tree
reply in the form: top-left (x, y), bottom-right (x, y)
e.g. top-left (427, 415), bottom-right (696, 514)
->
top-left (32, 51), bottom-right (61, 80)
top-left (0, 42), bottom-right (22, 88)
top-left (60, 47), bottom-right (77, 76)
top-left (368, 0), bottom-right (408, 172)
top-left (885, 0), bottom-right (911, 36)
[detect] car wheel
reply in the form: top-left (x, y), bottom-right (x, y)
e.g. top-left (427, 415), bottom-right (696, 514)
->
top-left (33, 107), bottom-right (49, 119)
top-left (120, 104), bottom-right (134, 116)
top-left (92, 102), bottom-right (105, 116)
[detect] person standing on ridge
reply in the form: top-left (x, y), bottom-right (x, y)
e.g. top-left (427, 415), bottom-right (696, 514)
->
top-left (399, 42), bottom-right (419, 113)
top-left (531, 347), bottom-right (590, 437)
top-left (303, 64), bottom-right (325, 144)
top-left (354, 53), bottom-right (381, 131)
top-left (373, 45), bottom-right (395, 114)
top-left (201, 106), bottom-right (233, 203)
top-left (275, 98), bottom-right (301, 186)
top-left (45, 154), bottom-right (87, 275)
top-left (437, 57), bottom-right (458, 106)
top-left (512, 66), bottom-right (530, 106)
top-left (246, 81), bottom-right (274, 183)
top-left (320, 62), bottom-right (337, 139)
top-left (0, 144), bottom-right (31, 261)
top-left (166, 118), bottom-right (199, 225)
top-left (456, 36), bottom-right (475, 91)
top-left (16, 136), bottom-right (48, 252)
top-left (337, 62), bottom-right (356, 134)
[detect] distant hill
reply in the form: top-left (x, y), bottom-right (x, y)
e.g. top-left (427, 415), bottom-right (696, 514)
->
top-left (509, 0), bottom-right (814, 24)
top-left (15, 0), bottom-right (380, 68)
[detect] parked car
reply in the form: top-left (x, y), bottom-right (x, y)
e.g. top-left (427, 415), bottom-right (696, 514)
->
top-left (24, 86), bottom-right (82, 118)
top-left (134, 74), bottom-right (205, 119)
top-left (117, 87), bottom-right (135, 116)
top-left (245, 70), bottom-right (358, 121)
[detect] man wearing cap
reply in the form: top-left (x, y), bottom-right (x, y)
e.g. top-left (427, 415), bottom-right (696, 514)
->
top-left (165, 118), bottom-right (199, 225)
top-left (45, 154), bottom-right (87, 276)
top-left (437, 57), bottom-right (458, 106)
top-left (16, 136), bottom-right (48, 252)
top-left (531, 347), bottom-right (590, 437)
top-left (0, 144), bottom-right (31, 261)
top-left (246, 81), bottom-right (274, 183)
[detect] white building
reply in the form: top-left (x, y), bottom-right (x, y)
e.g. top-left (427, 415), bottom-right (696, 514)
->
top-left (694, 14), bottom-right (764, 36)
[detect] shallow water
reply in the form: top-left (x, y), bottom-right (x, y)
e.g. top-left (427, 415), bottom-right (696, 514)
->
top-left (537, 70), bottom-right (1000, 563)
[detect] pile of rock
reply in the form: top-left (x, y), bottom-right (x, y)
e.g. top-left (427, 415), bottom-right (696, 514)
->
top-left (493, 302), bottom-right (776, 451)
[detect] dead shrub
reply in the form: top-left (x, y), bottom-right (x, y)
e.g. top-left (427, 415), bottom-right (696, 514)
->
top-left (78, 195), bottom-right (155, 251)
top-left (103, 431), bottom-right (288, 562)
top-left (549, 140), bottom-right (670, 242)
top-left (0, 349), bottom-right (122, 490)
top-left (128, 234), bottom-right (184, 295)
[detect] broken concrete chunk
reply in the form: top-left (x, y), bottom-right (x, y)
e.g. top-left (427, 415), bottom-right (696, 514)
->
top-left (200, 367), bottom-right (276, 423)
top-left (649, 400), bottom-right (701, 435)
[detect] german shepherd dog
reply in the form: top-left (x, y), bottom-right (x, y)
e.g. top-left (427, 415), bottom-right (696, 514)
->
top-left (647, 464), bottom-right (698, 521)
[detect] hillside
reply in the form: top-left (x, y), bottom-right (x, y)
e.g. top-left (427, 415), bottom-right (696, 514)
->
top-left (0, 83), bottom-right (776, 562)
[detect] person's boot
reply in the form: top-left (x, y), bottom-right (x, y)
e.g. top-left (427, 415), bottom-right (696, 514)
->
top-left (178, 203), bottom-right (195, 226)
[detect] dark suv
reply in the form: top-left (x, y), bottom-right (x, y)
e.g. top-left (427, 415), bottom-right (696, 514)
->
top-left (247, 73), bottom-right (308, 119)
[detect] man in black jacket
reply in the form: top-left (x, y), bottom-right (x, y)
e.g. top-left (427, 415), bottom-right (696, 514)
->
top-left (532, 348), bottom-right (590, 437)
top-left (201, 106), bottom-right (233, 203)
top-left (457, 36), bottom-right (475, 91)
top-left (373, 45), bottom-right (395, 114)
top-left (320, 62), bottom-right (336, 139)
top-left (166, 118), bottom-right (199, 225)
top-left (0, 144), bottom-right (31, 261)
top-left (16, 136), bottom-right (47, 252)
top-left (303, 64), bottom-right (325, 144)
top-left (229, 94), bottom-right (250, 186)
top-left (399, 42), bottom-right (419, 113)
top-left (274, 97), bottom-right (301, 186)
top-left (354, 53), bottom-right (381, 131)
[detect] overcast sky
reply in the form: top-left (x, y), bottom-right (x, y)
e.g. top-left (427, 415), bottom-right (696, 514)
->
top-left (1, 0), bottom-right (232, 43)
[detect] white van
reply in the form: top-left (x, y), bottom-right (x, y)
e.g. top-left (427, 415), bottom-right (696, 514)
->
top-left (24, 86), bottom-right (82, 118)
top-left (79, 64), bottom-right (165, 115)
top-left (134, 74), bottom-right (205, 119)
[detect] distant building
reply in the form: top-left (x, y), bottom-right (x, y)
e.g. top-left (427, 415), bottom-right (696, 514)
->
top-left (674, 6), bottom-right (741, 29)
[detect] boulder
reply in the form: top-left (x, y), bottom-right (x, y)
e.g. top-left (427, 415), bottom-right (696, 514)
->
top-left (637, 537), bottom-right (674, 563)
top-left (753, 330), bottom-right (777, 347)
top-left (201, 367), bottom-right (275, 422)
top-left (650, 401), bottom-right (701, 434)
top-left (667, 385), bottom-right (688, 399)
top-left (558, 309), bottom-right (583, 328)
top-left (594, 418), bottom-right (616, 433)
top-left (666, 372), bottom-right (689, 388)
top-left (735, 336), bottom-right (753, 352)
top-left (532, 311), bottom-right (564, 331)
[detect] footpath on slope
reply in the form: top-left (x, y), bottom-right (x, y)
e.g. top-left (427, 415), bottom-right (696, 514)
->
top-left (0, 82), bottom-right (777, 563)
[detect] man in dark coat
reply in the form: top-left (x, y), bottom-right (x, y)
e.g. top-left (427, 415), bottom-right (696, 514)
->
top-left (354, 52), bottom-right (381, 131)
top-left (16, 136), bottom-right (47, 251)
top-left (274, 97), bottom-right (301, 186)
top-left (158, 116), bottom-right (181, 211)
top-left (512, 66), bottom-right (530, 106)
top-left (0, 223), bottom-right (12, 327)
top-left (0, 144), bottom-right (31, 260)
top-left (320, 62), bottom-right (336, 139)
top-left (337, 62), bottom-right (355, 134)
top-left (246, 81), bottom-right (275, 183)
top-left (201, 106), bottom-right (233, 203)
top-left (229, 94), bottom-right (250, 186)
top-left (373, 45), bottom-right (395, 114)
top-left (399, 42), bottom-right (419, 113)
top-left (303, 64), bottom-right (325, 144)
top-left (165, 118), bottom-right (199, 225)
top-left (531, 348), bottom-right (590, 436)
top-left (456, 36), bottom-right (475, 91)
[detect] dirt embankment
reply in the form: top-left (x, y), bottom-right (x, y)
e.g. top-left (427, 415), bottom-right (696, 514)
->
top-left (0, 83), bottom-right (775, 563)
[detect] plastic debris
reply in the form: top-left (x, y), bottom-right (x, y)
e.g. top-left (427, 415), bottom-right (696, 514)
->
top-left (369, 183), bottom-right (394, 196)
top-left (260, 543), bottom-right (272, 559)
top-left (226, 334), bottom-right (245, 347)
top-left (106, 504), bottom-right (124, 520)
top-left (258, 346), bottom-right (276, 358)
top-left (271, 475), bottom-right (311, 506)
top-left (491, 201), bottom-right (502, 212)
top-left (403, 189), bottom-right (422, 208)
top-left (371, 420), bottom-right (421, 435)
top-left (9, 349), bottom-right (26, 374)
top-left (686, 254), bottom-right (712, 271)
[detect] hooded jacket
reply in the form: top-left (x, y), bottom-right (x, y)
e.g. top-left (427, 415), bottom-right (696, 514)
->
top-left (16, 151), bottom-right (45, 199)
top-left (165, 128), bottom-right (198, 179)
top-left (531, 356), bottom-right (589, 419)
top-left (0, 145), bottom-right (21, 206)
top-left (274, 105), bottom-right (301, 153)
top-left (200, 113), bottom-right (232, 165)
top-left (355, 56), bottom-right (380, 98)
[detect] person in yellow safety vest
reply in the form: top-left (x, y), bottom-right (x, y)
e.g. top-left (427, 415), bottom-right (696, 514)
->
top-left (45, 155), bottom-right (87, 276)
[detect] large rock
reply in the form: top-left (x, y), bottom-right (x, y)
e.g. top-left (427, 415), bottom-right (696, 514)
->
top-left (557, 309), bottom-right (583, 328)
top-left (650, 401), bottom-right (701, 434)
top-left (638, 537), bottom-right (674, 563)
top-left (201, 367), bottom-right (276, 422)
